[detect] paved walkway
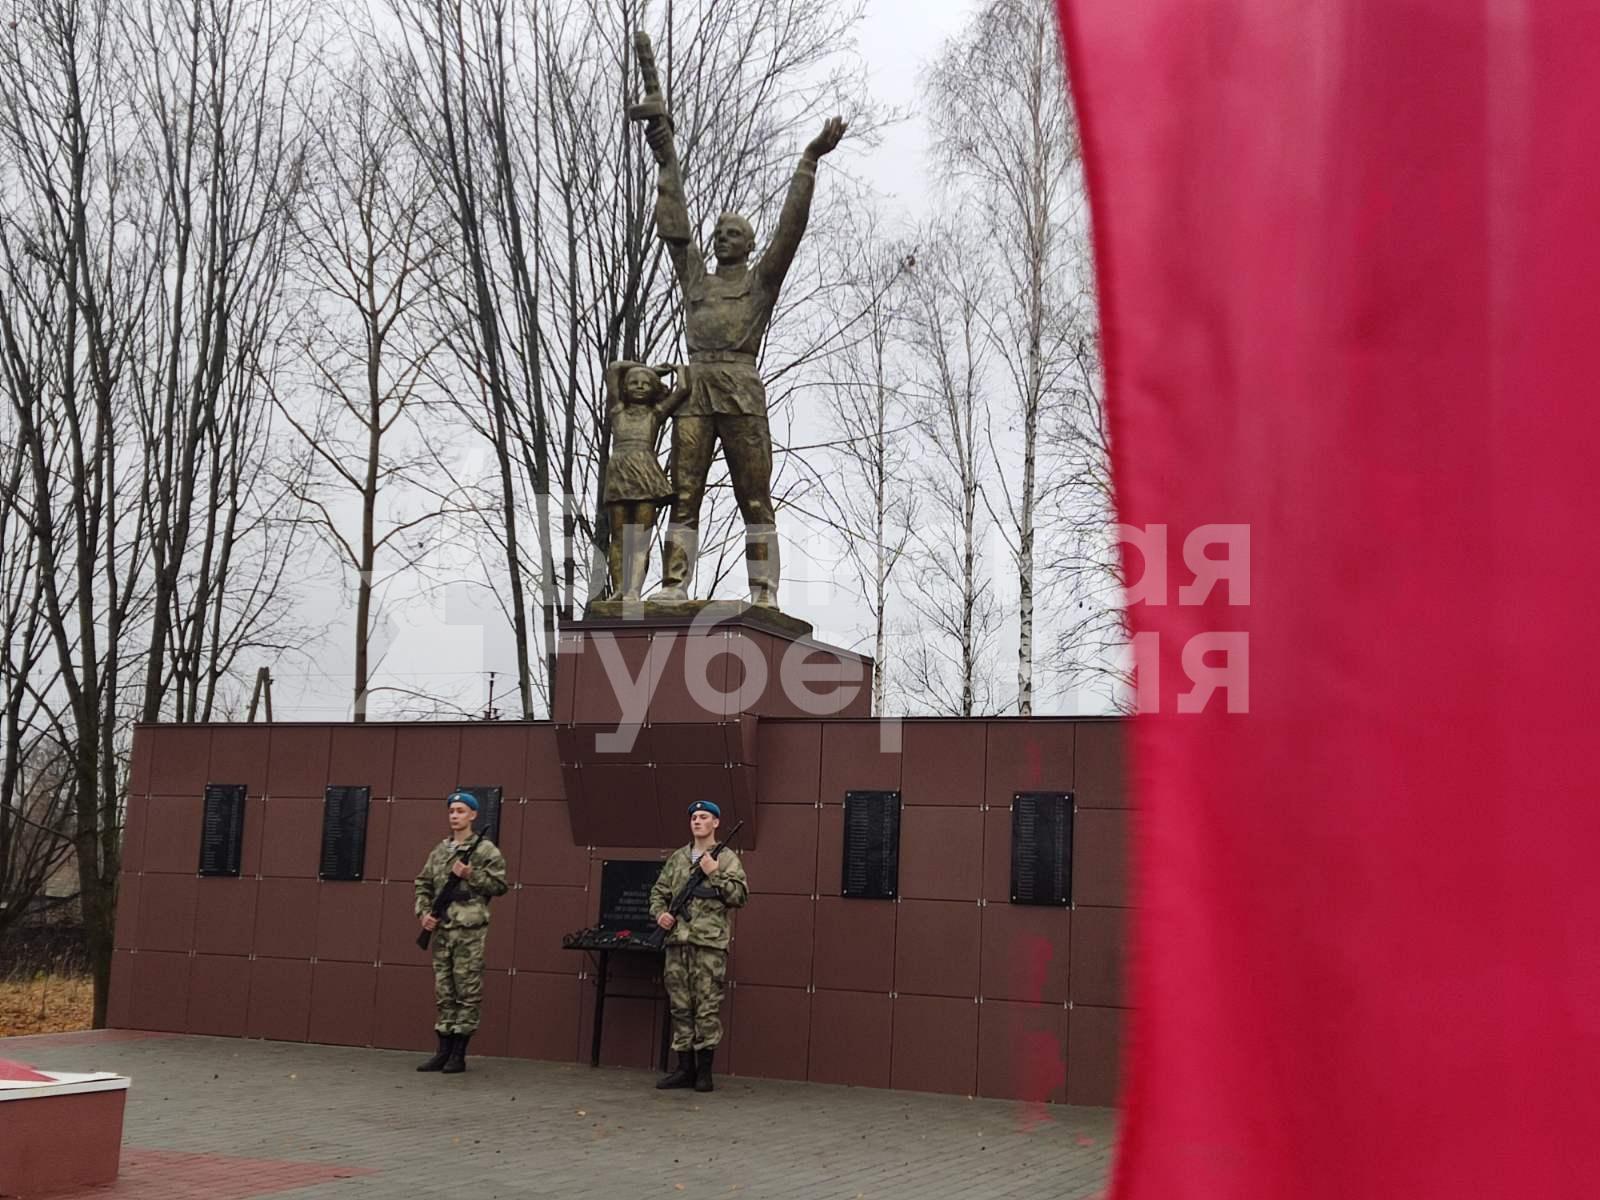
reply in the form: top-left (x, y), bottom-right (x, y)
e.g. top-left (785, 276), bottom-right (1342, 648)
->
top-left (0, 1031), bottom-right (1118, 1200)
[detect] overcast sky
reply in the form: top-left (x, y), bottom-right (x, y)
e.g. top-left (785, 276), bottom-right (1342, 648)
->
top-left (853, 0), bottom-right (975, 209)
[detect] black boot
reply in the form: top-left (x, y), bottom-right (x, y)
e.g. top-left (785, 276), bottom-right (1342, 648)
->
top-left (655, 1050), bottom-right (697, 1090)
top-left (442, 1033), bottom-right (471, 1074)
top-left (693, 1047), bottom-right (715, 1093)
top-left (417, 1033), bottom-right (453, 1072)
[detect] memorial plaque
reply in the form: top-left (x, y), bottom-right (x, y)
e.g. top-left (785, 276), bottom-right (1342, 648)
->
top-left (599, 859), bottom-right (666, 931)
top-left (841, 790), bottom-right (900, 900)
top-left (319, 786), bottom-right (372, 881)
top-left (1010, 791), bottom-right (1073, 906)
top-left (198, 783), bottom-right (247, 877)
top-left (456, 785), bottom-right (504, 846)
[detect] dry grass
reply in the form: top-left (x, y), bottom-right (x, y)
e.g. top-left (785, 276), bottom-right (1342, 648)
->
top-left (0, 974), bottom-right (94, 1038)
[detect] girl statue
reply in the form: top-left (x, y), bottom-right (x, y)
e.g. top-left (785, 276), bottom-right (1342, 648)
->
top-left (603, 361), bottom-right (689, 600)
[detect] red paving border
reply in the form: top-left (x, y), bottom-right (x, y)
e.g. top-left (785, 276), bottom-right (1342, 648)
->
top-left (76, 1148), bottom-right (377, 1198)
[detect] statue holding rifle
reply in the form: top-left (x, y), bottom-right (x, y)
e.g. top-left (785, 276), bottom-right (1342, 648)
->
top-left (628, 31), bottom-right (846, 609)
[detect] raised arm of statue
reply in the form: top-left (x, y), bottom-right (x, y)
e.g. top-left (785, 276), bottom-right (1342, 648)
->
top-left (631, 31), bottom-right (704, 289)
top-left (652, 151), bottom-right (705, 288)
top-left (758, 116), bottom-right (847, 292)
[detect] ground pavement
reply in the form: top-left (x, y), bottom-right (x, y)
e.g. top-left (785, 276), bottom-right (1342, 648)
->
top-left (0, 1030), bottom-right (1117, 1200)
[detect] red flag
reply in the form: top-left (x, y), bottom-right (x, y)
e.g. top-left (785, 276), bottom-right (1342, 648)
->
top-left (1057, 2), bottom-right (1600, 1197)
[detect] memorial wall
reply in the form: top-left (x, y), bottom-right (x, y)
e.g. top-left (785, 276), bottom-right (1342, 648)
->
top-left (114, 706), bottom-right (1128, 1105)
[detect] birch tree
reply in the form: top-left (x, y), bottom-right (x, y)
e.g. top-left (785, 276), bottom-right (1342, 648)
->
top-left (901, 232), bottom-right (1002, 717)
top-left (803, 205), bottom-right (916, 710)
top-left (926, 0), bottom-right (1084, 714)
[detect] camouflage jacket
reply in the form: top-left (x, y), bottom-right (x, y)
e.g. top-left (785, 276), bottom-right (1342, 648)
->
top-left (648, 845), bottom-right (748, 951)
top-left (414, 836), bottom-right (509, 929)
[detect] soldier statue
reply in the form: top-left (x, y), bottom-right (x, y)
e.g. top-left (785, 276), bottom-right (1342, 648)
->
top-left (631, 31), bottom-right (846, 608)
top-left (649, 800), bottom-right (749, 1093)
top-left (413, 791), bottom-right (509, 1074)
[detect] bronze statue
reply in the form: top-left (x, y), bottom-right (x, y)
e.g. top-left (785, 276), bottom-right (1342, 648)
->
top-left (602, 361), bottom-right (688, 600)
top-left (630, 31), bottom-right (846, 608)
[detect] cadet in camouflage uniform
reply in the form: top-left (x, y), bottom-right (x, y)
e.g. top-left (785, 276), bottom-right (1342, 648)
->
top-left (414, 791), bottom-right (509, 1075)
top-left (649, 800), bottom-right (748, 1093)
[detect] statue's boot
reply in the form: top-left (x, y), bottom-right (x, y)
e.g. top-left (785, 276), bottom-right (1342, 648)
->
top-left (658, 524), bottom-right (698, 602)
top-left (605, 535), bottom-right (626, 602)
top-left (626, 529), bottom-right (654, 605)
top-left (746, 526), bottom-right (780, 609)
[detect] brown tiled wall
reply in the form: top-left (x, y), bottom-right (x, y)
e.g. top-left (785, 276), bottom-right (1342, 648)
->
top-left (117, 715), bottom-right (1129, 1106)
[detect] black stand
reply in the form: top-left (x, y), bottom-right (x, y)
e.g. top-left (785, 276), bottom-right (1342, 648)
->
top-left (584, 949), bottom-right (670, 1071)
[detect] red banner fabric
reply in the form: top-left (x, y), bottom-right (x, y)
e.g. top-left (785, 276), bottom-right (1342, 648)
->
top-left (1057, 3), bottom-right (1600, 1197)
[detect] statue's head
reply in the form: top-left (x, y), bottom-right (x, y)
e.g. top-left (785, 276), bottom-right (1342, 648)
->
top-left (607, 360), bottom-right (666, 410)
top-left (713, 213), bottom-right (755, 265)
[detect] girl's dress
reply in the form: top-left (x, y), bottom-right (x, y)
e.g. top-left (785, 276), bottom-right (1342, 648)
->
top-left (604, 402), bottom-right (674, 504)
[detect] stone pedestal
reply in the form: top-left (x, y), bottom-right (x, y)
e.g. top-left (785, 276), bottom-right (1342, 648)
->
top-left (554, 611), bottom-right (873, 849)
top-left (582, 597), bottom-right (814, 640)
top-left (0, 1068), bottom-right (127, 1195)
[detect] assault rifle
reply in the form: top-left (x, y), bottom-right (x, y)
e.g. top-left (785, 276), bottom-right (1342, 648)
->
top-left (628, 31), bottom-right (679, 170)
top-left (416, 833), bottom-right (484, 951)
top-left (644, 820), bottom-right (745, 948)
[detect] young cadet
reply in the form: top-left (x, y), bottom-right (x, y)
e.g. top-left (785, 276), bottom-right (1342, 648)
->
top-left (414, 790), bottom-right (509, 1074)
top-left (649, 799), bottom-right (748, 1093)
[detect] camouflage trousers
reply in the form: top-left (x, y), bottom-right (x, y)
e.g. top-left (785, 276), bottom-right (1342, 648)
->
top-left (432, 924), bottom-right (489, 1035)
top-left (663, 944), bottom-right (728, 1051)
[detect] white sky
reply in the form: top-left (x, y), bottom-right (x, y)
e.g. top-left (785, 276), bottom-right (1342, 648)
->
top-left (852, 0), bottom-right (976, 210)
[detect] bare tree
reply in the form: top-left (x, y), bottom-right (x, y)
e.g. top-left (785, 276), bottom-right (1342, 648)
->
top-left (120, 0), bottom-right (313, 724)
top-left (0, 0), bottom-right (155, 1023)
top-left (0, 430), bottom-right (76, 936)
top-left (900, 232), bottom-right (1003, 717)
top-left (0, 0), bottom-right (314, 1021)
top-left (281, 63), bottom-right (452, 721)
top-left (378, 0), bottom-right (552, 717)
top-left (1046, 320), bottom-right (1130, 711)
top-left (926, 0), bottom-right (1086, 714)
top-left (797, 203), bottom-right (916, 709)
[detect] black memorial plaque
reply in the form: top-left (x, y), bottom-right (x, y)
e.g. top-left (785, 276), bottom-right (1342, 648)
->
top-left (599, 859), bottom-right (666, 932)
top-left (198, 783), bottom-right (247, 877)
top-left (841, 790), bottom-right (901, 900)
top-left (319, 786), bottom-right (372, 881)
top-left (1010, 791), bottom-right (1073, 906)
top-left (456, 785), bottom-right (504, 846)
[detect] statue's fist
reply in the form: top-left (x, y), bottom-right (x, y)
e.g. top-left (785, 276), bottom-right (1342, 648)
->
top-left (806, 116), bottom-right (847, 160)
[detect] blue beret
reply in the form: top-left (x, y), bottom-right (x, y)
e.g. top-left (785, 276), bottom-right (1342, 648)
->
top-left (447, 791), bottom-right (479, 812)
top-left (687, 800), bottom-right (721, 818)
